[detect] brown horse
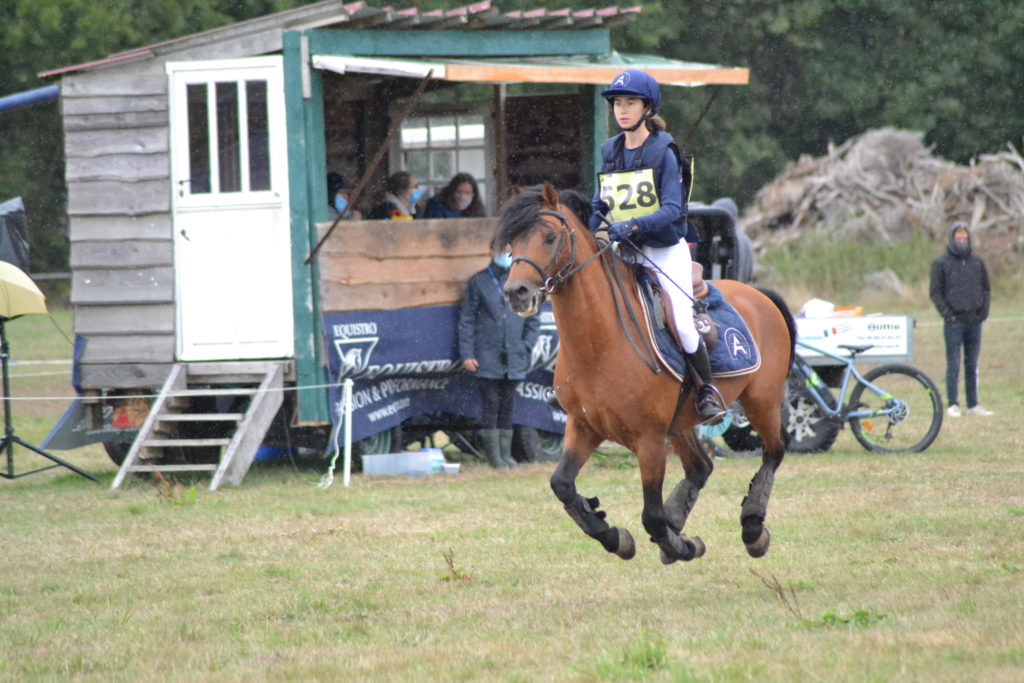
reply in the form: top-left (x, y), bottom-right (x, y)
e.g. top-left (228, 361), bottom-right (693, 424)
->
top-left (499, 184), bottom-right (796, 564)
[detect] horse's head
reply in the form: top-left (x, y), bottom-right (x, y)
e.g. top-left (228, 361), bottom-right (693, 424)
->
top-left (499, 183), bottom-right (585, 317)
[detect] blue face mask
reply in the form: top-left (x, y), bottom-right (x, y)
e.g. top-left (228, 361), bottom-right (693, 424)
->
top-left (493, 253), bottom-right (513, 269)
top-left (410, 186), bottom-right (426, 204)
top-left (333, 196), bottom-right (348, 214)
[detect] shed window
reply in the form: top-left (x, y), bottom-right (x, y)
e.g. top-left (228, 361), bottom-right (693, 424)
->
top-left (399, 114), bottom-right (487, 205)
top-left (182, 78), bottom-right (272, 197)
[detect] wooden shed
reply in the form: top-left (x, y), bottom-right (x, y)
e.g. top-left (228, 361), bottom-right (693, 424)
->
top-left (40, 1), bottom-right (748, 486)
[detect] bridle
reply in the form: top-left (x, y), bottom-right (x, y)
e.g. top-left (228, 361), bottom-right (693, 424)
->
top-left (510, 209), bottom-right (611, 293)
top-left (509, 208), bottom-right (660, 373)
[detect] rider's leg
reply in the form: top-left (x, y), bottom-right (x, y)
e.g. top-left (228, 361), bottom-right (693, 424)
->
top-left (643, 242), bottom-right (727, 425)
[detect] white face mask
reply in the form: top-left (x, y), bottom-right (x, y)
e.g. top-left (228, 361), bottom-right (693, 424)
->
top-left (454, 193), bottom-right (473, 212)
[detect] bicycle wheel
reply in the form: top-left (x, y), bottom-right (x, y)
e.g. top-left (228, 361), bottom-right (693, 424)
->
top-left (847, 364), bottom-right (943, 453)
top-left (786, 373), bottom-right (841, 453)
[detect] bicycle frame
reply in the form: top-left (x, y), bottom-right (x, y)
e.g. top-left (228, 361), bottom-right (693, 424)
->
top-left (791, 340), bottom-right (902, 422)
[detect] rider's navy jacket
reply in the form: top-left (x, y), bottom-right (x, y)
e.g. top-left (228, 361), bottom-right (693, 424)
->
top-left (589, 130), bottom-right (695, 247)
top-left (457, 264), bottom-right (540, 380)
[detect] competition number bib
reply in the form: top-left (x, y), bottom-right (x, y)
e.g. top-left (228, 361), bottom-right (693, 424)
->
top-left (599, 168), bottom-right (661, 223)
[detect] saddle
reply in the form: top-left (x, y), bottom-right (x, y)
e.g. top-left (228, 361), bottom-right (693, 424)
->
top-left (641, 262), bottom-right (717, 353)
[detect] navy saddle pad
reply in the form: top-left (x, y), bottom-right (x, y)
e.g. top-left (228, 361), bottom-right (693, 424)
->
top-left (637, 276), bottom-right (761, 380)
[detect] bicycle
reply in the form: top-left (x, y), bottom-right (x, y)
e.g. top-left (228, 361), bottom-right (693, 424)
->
top-left (720, 340), bottom-right (944, 454)
top-left (787, 340), bottom-right (944, 453)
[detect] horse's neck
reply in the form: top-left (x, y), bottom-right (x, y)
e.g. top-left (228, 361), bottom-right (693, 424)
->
top-left (550, 245), bottom-right (637, 358)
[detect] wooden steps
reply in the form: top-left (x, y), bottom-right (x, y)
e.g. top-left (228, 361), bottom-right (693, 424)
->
top-left (111, 362), bottom-right (286, 490)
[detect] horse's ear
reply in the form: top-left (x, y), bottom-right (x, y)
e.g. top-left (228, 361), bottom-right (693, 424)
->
top-left (510, 185), bottom-right (524, 196)
top-left (540, 182), bottom-right (559, 209)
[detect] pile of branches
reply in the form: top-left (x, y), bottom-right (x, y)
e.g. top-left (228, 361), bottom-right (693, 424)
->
top-left (740, 128), bottom-right (1024, 252)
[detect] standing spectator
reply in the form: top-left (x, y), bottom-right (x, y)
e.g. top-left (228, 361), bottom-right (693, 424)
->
top-left (326, 172), bottom-right (362, 220)
top-left (368, 171), bottom-right (423, 220)
top-left (421, 173), bottom-right (486, 219)
top-left (458, 238), bottom-right (540, 468)
top-left (929, 221), bottom-right (992, 417)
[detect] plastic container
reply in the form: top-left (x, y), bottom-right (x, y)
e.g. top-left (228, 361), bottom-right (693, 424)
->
top-left (361, 451), bottom-right (440, 477)
top-left (424, 448), bottom-right (446, 474)
top-left (442, 463), bottom-right (460, 475)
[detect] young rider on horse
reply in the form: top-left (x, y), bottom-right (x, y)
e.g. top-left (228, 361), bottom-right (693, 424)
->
top-left (589, 69), bottom-right (727, 425)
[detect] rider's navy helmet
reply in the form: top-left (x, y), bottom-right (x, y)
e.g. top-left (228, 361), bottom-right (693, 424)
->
top-left (601, 69), bottom-right (662, 113)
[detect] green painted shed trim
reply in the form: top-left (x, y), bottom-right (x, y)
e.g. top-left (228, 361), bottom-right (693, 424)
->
top-left (305, 28), bottom-right (611, 58)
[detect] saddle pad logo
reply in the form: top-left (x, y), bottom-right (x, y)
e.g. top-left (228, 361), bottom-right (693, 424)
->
top-left (722, 327), bottom-right (752, 360)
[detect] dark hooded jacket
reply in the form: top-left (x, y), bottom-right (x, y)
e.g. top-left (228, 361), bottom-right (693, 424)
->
top-left (929, 223), bottom-right (990, 322)
top-left (458, 263), bottom-right (540, 380)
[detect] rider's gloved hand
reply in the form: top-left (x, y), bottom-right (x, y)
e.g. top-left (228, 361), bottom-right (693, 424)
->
top-left (608, 221), bottom-right (635, 242)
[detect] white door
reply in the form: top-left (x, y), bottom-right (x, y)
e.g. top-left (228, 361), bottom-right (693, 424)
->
top-left (168, 57), bottom-right (293, 361)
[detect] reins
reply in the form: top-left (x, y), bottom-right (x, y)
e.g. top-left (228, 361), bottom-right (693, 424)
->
top-left (514, 209), bottom-right (660, 374)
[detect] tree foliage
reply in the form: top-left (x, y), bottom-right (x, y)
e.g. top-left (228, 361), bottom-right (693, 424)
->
top-left (1, 0), bottom-right (1021, 271)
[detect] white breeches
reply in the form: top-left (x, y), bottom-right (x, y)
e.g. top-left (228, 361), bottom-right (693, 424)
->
top-left (643, 241), bottom-right (699, 354)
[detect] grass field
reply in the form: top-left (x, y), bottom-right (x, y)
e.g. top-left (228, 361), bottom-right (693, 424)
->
top-left (1, 293), bottom-right (1022, 680)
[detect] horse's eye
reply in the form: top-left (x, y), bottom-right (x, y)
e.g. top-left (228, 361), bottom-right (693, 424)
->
top-left (543, 232), bottom-right (557, 245)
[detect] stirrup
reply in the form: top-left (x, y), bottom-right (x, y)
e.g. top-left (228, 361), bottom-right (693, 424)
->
top-left (695, 384), bottom-right (728, 426)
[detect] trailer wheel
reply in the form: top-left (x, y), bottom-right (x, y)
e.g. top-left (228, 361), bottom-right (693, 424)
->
top-left (103, 441), bottom-right (130, 466)
top-left (536, 430), bottom-right (564, 462)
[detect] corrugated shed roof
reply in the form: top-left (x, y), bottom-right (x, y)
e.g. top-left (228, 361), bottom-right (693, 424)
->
top-left (39, 1), bottom-right (641, 78)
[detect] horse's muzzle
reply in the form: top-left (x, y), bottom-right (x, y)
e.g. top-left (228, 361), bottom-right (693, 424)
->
top-left (504, 279), bottom-right (543, 317)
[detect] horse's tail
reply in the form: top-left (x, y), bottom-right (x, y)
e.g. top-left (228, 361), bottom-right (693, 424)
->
top-left (756, 287), bottom-right (797, 369)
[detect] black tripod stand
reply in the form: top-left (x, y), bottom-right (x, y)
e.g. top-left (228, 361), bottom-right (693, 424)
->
top-left (0, 317), bottom-right (98, 481)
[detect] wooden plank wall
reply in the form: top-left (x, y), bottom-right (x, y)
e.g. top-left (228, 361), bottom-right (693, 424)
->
top-left (316, 218), bottom-right (497, 312)
top-left (62, 65), bottom-right (177, 389)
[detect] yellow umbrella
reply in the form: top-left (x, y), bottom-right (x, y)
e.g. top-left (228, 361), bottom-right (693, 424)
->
top-left (0, 261), bottom-right (47, 319)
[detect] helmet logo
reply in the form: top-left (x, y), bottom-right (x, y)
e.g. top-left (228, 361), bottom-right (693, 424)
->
top-left (612, 73), bottom-right (630, 88)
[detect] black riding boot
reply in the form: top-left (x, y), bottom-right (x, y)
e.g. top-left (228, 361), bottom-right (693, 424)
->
top-left (685, 341), bottom-right (728, 426)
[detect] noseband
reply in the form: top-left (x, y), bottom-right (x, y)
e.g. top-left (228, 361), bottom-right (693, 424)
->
top-left (511, 210), bottom-right (608, 293)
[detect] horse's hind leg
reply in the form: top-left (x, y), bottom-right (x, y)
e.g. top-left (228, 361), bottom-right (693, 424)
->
top-left (550, 420), bottom-right (636, 560)
top-left (636, 435), bottom-right (703, 565)
top-left (664, 429), bottom-right (713, 555)
top-left (739, 400), bottom-right (789, 558)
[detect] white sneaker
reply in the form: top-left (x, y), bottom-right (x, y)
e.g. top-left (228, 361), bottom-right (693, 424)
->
top-left (967, 405), bottom-right (993, 416)
top-left (946, 405), bottom-right (962, 418)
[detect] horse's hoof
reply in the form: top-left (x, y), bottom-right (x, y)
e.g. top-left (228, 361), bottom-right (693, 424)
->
top-left (615, 528), bottom-right (636, 560)
top-left (659, 533), bottom-right (694, 564)
top-left (745, 528), bottom-right (771, 558)
top-left (690, 536), bottom-right (707, 559)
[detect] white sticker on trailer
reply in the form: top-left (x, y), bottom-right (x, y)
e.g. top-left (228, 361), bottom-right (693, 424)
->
top-left (795, 316), bottom-right (911, 359)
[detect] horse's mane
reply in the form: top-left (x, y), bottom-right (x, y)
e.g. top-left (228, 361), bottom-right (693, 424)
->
top-left (496, 186), bottom-right (594, 249)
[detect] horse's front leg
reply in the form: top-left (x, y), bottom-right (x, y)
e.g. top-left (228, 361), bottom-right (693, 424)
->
top-left (637, 436), bottom-right (705, 565)
top-left (550, 420), bottom-right (636, 560)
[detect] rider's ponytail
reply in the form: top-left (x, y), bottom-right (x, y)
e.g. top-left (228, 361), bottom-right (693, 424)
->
top-left (647, 114), bottom-right (667, 132)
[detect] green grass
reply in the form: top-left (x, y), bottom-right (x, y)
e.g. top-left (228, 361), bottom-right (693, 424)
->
top-left (1, 257), bottom-right (1022, 680)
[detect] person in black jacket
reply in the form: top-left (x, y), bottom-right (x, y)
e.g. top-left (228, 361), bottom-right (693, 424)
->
top-left (929, 221), bottom-right (992, 417)
top-left (458, 239), bottom-right (540, 468)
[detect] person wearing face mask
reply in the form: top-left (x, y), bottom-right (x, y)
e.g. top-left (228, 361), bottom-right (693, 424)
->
top-left (457, 237), bottom-right (540, 468)
top-left (421, 173), bottom-right (486, 219)
top-left (368, 171), bottom-right (424, 220)
top-left (929, 221), bottom-right (993, 417)
top-left (326, 172), bottom-right (363, 221)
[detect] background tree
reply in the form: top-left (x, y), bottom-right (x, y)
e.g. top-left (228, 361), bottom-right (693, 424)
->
top-left (1, 0), bottom-right (1021, 272)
